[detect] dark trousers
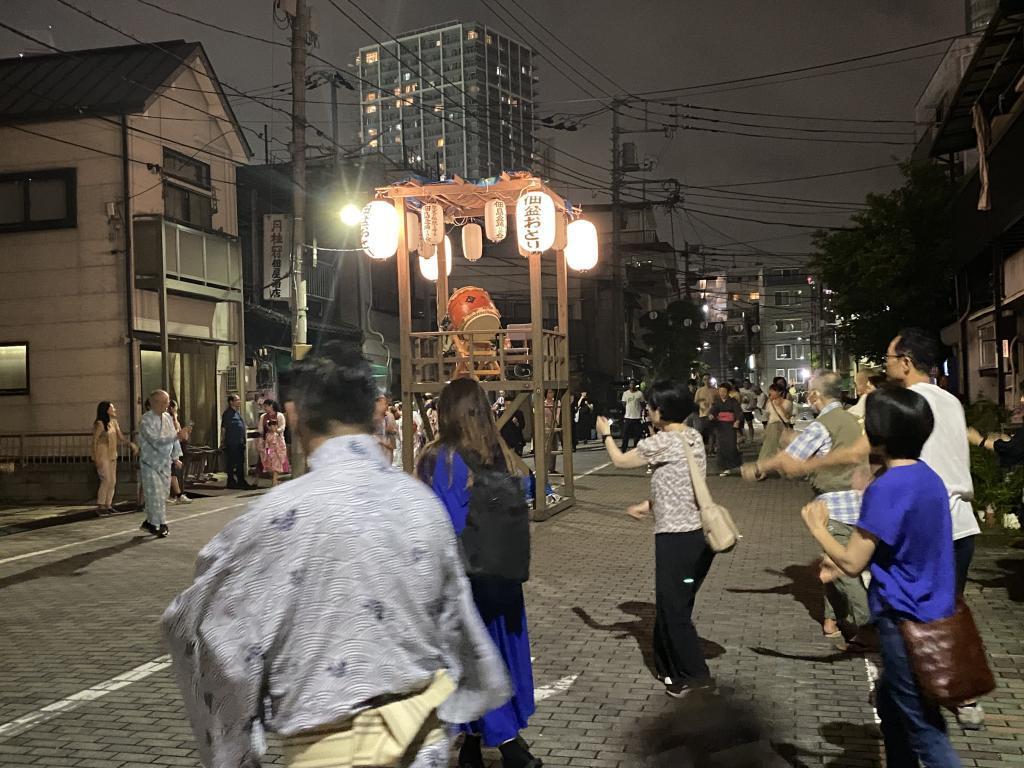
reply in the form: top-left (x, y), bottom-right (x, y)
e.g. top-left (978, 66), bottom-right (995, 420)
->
top-left (224, 444), bottom-right (246, 487)
top-left (620, 418), bottom-right (644, 452)
top-left (653, 530), bottom-right (715, 683)
top-left (954, 534), bottom-right (975, 594)
top-left (876, 615), bottom-right (962, 767)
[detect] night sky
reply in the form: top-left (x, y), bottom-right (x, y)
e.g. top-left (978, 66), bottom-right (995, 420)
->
top-left (2, 0), bottom-right (965, 269)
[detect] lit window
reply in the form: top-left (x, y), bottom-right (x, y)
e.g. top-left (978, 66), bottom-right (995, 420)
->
top-left (434, 104), bottom-right (443, 113)
top-left (485, 34), bottom-right (492, 45)
top-left (368, 128), bottom-right (377, 137)
top-left (369, 139), bottom-right (379, 148)
top-left (367, 92), bottom-right (377, 101)
top-left (394, 87), bottom-right (401, 96)
top-left (405, 83), bottom-right (417, 93)
top-left (439, 162), bottom-right (446, 172)
top-left (394, 136), bottom-right (402, 145)
top-left (0, 343), bottom-right (28, 395)
top-left (521, 66), bottom-right (527, 74)
top-left (404, 72), bottom-right (411, 81)
top-left (365, 105), bottom-right (377, 114)
top-left (496, 66), bottom-right (503, 76)
top-left (749, 291), bottom-right (760, 301)
top-left (435, 38), bottom-right (441, 47)
top-left (467, 30), bottom-right (478, 40)
top-left (365, 50), bottom-right (379, 64)
top-left (437, 138), bottom-right (445, 147)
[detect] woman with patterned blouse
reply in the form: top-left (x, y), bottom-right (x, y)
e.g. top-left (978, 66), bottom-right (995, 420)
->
top-left (596, 380), bottom-right (716, 698)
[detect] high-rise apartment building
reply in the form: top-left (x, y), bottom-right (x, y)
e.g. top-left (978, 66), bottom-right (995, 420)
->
top-left (355, 21), bottom-right (536, 180)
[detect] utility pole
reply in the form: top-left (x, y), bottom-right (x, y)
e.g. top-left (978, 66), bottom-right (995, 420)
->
top-left (329, 74), bottom-right (340, 163)
top-left (289, 0), bottom-right (310, 363)
top-left (610, 100), bottom-right (624, 378)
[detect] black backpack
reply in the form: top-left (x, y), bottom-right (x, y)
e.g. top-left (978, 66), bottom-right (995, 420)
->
top-left (460, 452), bottom-right (531, 583)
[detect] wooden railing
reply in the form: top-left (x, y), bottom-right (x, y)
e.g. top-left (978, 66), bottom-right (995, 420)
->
top-left (410, 328), bottom-right (569, 387)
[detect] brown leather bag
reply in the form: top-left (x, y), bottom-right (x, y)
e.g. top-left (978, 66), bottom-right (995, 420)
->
top-left (898, 597), bottom-right (995, 708)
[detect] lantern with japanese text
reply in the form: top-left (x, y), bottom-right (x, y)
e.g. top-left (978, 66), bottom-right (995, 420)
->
top-left (405, 211), bottom-right (421, 253)
top-left (420, 203), bottom-right (445, 245)
top-left (360, 201), bottom-right (400, 260)
top-left (418, 235), bottom-right (453, 281)
top-left (462, 223), bottom-right (483, 262)
top-left (564, 219), bottom-right (599, 271)
top-left (484, 198), bottom-right (507, 242)
top-left (515, 190), bottom-right (556, 255)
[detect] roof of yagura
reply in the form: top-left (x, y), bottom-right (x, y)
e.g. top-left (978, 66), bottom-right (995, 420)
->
top-left (0, 39), bottom-right (252, 156)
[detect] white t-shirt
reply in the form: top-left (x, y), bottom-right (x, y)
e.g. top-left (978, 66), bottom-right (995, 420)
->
top-left (622, 389), bottom-right (644, 420)
top-left (910, 382), bottom-right (981, 541)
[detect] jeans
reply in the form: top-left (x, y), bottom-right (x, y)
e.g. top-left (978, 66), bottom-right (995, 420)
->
top-left (653, 531), bottom-right (716, 683)
top-left (876, 614), bottom-right (962, 767)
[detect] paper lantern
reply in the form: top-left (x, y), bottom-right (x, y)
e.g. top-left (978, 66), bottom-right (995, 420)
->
top-left (420, 203), bottom-right (445, 245)
top-left (462, 223), bottom-right (483, 262)
top-left (418, 235), bottom-right (453, 281)
top-left (564, 219), bottom-right (599, 271)
top-left (484, 199), bottom-right (507, 242)
top-left (360, 201), bottom-right (400, 260)
top-left (553, 213), bottom-right (568, 251)
top-left (405, 211), bottom-right (421, 253)
top-left (515, 190), bottom-right (556, 255)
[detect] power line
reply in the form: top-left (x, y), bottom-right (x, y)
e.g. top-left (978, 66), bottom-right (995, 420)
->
top-left (701, 162), bottom-right (901, 189)
top-left (640, 100), bottom-right (915, 126)
top-left (537, 33), bottom-right (959, 104)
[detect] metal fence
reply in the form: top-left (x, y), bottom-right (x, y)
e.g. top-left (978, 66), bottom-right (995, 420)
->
top-left (0, 433), bottom-right (139, 466)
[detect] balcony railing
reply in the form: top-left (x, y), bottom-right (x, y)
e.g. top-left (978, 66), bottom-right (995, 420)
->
top-left (305, 259), bottom-right (337, 302)
top-left (134, 216), bottom-right (242, 300)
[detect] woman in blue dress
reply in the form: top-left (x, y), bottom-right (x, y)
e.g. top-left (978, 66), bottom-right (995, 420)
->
top-left (417, 378), bottom-right (540, 768)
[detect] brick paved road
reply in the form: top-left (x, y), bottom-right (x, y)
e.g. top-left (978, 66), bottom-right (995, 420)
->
top-left (0, 447), bottom-right (1022, 767)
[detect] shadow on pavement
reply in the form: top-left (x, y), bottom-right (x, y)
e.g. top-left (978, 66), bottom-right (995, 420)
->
top-left (636, 688), bottom-right (788, 767)
top-left (750, 645), bottom-right (859, 664)
top-left (773, 721), bottom-right (881, 768)
top-left (0, 536), bottom-right (147, 590)
top-left (573, 602), bottom-right (725, 679)
top-left (728, 564), bottom-right (825, 624)
top-left (969, 557), bottom-right (1024, 602)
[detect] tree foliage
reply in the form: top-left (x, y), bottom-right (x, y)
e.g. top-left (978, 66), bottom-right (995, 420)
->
top-left (639, 299), bottom-right (703, 381)
top-left (811, 161), bottom-right (956, 362)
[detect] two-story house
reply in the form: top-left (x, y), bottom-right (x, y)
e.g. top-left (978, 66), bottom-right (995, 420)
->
top-left (0, 40), bottom-right (250, 500)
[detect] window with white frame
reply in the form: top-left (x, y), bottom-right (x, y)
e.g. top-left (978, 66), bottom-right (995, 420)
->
top-left (774, 291), bottom-right (792, 306)
top-left (776, 344), bottom-right (793, 360)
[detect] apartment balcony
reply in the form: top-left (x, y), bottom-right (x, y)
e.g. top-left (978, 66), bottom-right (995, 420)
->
top-left (133, 216), bottom-right (242, 302)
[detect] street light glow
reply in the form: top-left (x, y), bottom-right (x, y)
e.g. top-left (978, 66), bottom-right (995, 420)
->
top-left (339, 203), bottom-right (362, 226)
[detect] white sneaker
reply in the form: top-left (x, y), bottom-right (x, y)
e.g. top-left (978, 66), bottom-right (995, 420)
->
top-left (956, 703), bottom-right (986, 730)
top-left (176, 494), bottom-right (193, 505)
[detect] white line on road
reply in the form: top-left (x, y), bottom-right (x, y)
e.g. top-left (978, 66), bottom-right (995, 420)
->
top-left (534, 673), bottom-right (580, 702)
top-left (0, 656), bottom-right (171, 742)
top-left (574, 461), bottom-right (611, 481)
top-left (0, 501), bottom-right (248, 567)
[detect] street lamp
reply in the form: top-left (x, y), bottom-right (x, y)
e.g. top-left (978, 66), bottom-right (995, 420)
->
top-left (339, 203), bottom-right (362, 227)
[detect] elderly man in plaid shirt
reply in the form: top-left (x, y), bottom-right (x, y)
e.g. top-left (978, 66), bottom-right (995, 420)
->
top-left (746, 371), bottom-right (871, 645)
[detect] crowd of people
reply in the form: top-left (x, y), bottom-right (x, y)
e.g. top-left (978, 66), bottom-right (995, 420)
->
top-left (108, 324), bottom-right (995, 768)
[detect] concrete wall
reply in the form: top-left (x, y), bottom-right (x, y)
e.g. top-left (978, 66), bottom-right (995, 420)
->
top-left (0, 462), bottom-right (138, 505)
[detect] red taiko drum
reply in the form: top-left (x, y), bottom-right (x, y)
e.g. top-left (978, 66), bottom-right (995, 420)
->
top-left (447, 286), bottom-right (501, 334)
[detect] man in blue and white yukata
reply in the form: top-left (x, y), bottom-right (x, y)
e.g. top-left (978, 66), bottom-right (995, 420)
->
top-left (139, 389), bottom-right (184, 538)
top-left (162, 345), bottom-right (511, 768)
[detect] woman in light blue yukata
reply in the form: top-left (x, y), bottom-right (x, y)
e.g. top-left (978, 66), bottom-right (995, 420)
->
top-left (418, 377), bottom-right (541, 768)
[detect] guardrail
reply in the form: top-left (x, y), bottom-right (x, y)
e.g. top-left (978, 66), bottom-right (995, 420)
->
top-left (0, 433), bottom-right (101, 466)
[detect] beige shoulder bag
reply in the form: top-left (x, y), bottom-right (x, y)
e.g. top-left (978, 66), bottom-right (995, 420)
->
top-left (678, 432), bottom-right (741, 553)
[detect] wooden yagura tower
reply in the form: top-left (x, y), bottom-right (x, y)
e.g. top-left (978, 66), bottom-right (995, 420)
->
top-left (377, 173), bottom-right (576, 519)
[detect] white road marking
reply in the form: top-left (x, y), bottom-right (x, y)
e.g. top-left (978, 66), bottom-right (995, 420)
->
top-left (0, 655), bottom-right (171, 742)
top-left (0, 501), bottom-right (248, 566)
top-left (863, 656), bottom-right (882, 724)
top-left (574, 461), bottom-right (611, 480)
top-left (534, 673), bottom-right (580, 702)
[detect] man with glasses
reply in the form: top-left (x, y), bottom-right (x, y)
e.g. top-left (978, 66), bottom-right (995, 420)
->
top-left (776, 327), bottom-right (985, 729)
